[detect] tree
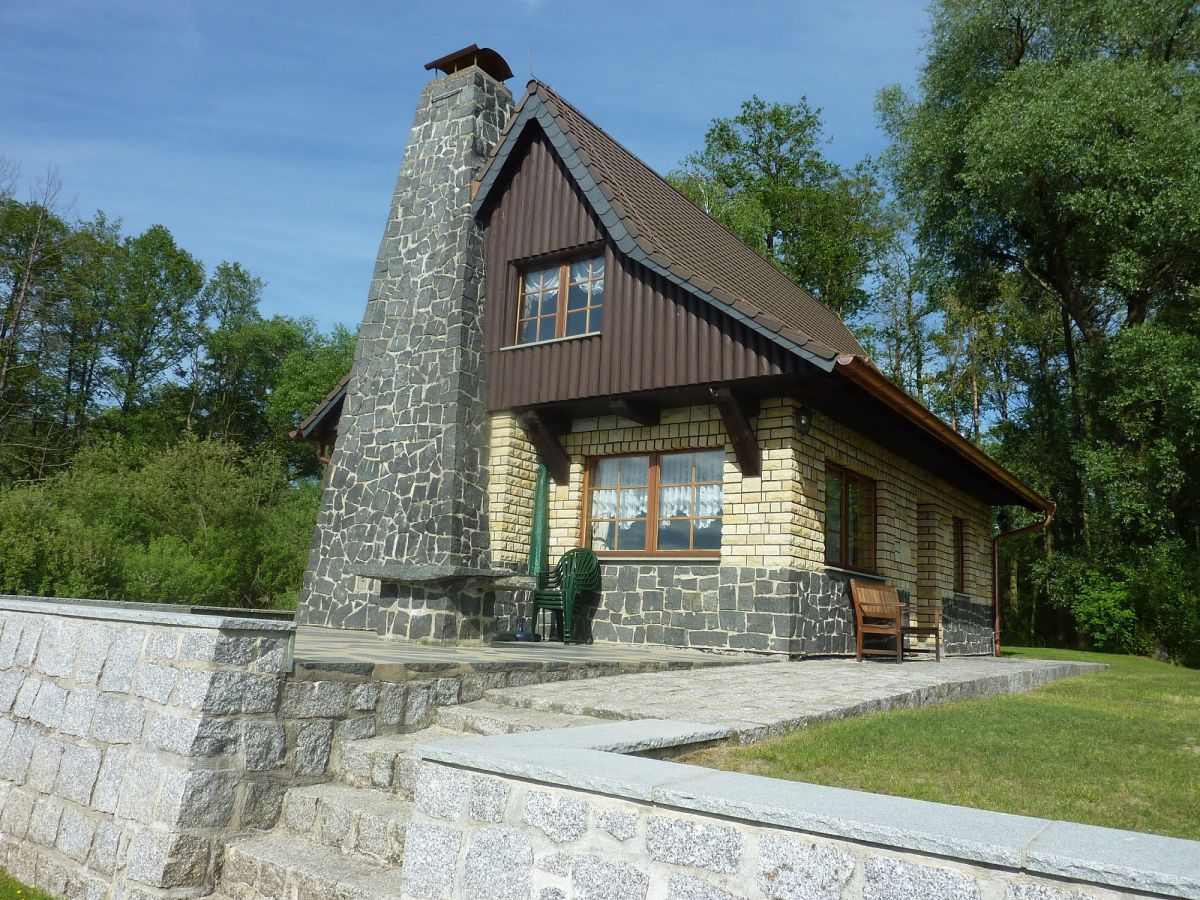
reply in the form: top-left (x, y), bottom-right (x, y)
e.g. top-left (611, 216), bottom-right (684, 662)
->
top-left (0, 174), bottom-right (80, 481)
top-left (200, 315), bottom-right (313, 448)
top-left (669, 96), bottom-right (894, 317)
top-left (267, 324), bottom-right (356, 476)
top-left (106, 224), bottom-right (205, 413)
top-left (0, 436), bottom-right (319, 609)
top-left (878, 1), bottom-right (1200, 346)
top-left (880, 0), bottom-right (1200, 661)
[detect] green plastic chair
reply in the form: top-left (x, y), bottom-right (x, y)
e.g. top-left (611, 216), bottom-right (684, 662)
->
top-left (532, 548), bottom-right (600, 644)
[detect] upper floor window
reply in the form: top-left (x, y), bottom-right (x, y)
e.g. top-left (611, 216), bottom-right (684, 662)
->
top-left (516, 255), bottom-right (604, 344)
top-left (824, 462), bottom-right (875, 572)
top-left (586, 449), bottom-right (723, 555)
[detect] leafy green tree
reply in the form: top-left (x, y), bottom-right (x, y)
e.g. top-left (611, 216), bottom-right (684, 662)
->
top-left (200, 316), bottom-right (312, 447)
top-left (879, 1), bottom-right (1200, 345)
top-left (106, 224), bottom-right (205, 413)
top-left (881, 0), bottom-right (1200, 661)
top-left (670, 96), bottom-right (894, 317)
top-left (267, 324), bottom-right (356, 475)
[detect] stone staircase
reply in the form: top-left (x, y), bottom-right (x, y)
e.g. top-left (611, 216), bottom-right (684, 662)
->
top-left (203, 698), bottom-right (598, 899)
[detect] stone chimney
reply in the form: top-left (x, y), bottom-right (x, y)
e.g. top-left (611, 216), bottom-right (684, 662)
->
top-left (298, 48), bottom-right (515, 634)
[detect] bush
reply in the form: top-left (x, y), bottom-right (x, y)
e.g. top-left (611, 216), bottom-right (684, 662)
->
top-left (0, 435), bottom-right (317, 609)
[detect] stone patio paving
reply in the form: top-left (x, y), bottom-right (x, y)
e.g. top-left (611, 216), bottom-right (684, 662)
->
top-left (294, 624), bottom-right (768, 669)
top-left (294, 626), bottom-right (1104, 743)
top-left (482, 655), bottom-right (1105, 741)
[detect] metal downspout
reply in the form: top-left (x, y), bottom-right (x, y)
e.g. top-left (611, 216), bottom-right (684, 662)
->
top-left (528, 463), bottom-right (550, 577)
top-left (992, 502), bottom-right (1056, 656)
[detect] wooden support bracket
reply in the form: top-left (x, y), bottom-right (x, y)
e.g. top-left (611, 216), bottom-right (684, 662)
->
top-left (711, 387), bottom-right (761, 477)
top-left (610, 396), bottom-right (660, 427)
top-left (518, 409), bottom-right (571, 484)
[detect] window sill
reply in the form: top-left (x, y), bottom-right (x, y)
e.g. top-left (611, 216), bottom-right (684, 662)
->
top-left (824, 565), bottom-right (886, 582)
top-left (500, 332), bottom-right (600, 351)
top-left (595, 556), bottom-right (721, 565)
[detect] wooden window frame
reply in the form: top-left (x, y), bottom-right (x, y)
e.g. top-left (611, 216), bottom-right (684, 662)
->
top-left (952, 517), bottom-right (966, 593)
top-left (582, 449), bottom-right (724, 558)
top-left (515, 253), bottom-right (604, 345)
top-left (823, 461), bottom-right (877, 573)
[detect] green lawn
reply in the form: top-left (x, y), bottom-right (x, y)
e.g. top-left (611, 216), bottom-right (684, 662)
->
top-left (0, 870), bottom-right (55, 900)
top-left (681, 647), bottom-right (1200, 840)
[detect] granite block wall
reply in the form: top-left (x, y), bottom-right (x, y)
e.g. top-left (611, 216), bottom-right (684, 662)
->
top-left (400, 757), bottom-right (1150, 900)
top-left (0, 600), bottom-right (295, 900)
top-left (0, 596), bottom-right (519, 899)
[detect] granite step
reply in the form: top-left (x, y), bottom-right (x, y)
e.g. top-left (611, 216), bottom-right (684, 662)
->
top-left (331, 725), bottom-right (462, 795)
top-left (436, 698), bottom-right (597, 735)
top-left (280, 782), bottom-right (412, 865)
top-left (219, 832), bottom-right (402, 900)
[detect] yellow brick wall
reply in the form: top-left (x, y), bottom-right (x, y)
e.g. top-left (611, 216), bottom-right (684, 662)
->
top-left (796, 410), bottom-right (993, 604)
top-left (486, 411), bottom-right (540, 566)
top-left (487, 402), bottom-right (994, 605)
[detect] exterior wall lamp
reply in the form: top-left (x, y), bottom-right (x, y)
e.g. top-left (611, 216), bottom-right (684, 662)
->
top-left (795, 405), bottom-right (813, 436)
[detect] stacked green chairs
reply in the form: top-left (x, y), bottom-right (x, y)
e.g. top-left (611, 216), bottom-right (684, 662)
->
top-left (531, 548), bottom-right (600, 644)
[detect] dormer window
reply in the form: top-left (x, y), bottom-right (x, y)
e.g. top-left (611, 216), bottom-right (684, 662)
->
top-left (516, 255), bottom-right (604, 344)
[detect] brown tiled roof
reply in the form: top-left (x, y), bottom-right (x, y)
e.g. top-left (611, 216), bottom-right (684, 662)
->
top-left (477, 80), bottom-right (868, 362)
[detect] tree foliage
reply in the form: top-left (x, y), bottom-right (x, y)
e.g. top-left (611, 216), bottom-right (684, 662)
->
top-left (0, 436), bottom-right (318, 609)
top-left (878, 0), bottom-right (1200, 663)
top-left (669, 97), bottom-right (894, 317)
top-left (0, 169), bottom-right (354, 607)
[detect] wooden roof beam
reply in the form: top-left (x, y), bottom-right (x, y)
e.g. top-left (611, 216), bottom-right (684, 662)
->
top-left (518, 409), bottom-right (571, 485)
top-left (611, 396), bottom-right (660, 427)
top-left (711, 387), bottom-right (760, 477)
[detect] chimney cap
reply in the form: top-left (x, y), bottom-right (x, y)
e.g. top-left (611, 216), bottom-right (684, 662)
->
top-left (424, 45), bottom-right (514, 81)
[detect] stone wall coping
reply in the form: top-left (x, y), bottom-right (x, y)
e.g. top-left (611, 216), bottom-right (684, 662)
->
top-left (418, 719), bottom-right (1200, 899)
top-left (346, 563), bottom-right (518, 582)
top-left (0, 594), bottom-right (296, 633)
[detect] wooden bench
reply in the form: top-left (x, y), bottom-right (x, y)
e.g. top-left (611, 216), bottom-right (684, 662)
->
top-left (849, 579), bottom-right (942, 662)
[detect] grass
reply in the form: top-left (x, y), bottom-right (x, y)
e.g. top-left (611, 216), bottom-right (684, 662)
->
top-left (0, 870), bottom-right (56, 900)
top-left (681, 647), bottom-right (1200, 840)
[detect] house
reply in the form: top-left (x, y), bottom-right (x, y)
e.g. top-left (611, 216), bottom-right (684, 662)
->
top-left (295, 45), bottom-right (1053, 657)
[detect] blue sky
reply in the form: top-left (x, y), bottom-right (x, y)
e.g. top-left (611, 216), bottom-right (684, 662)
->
top-left (2, 1), bottom-right (928, 332)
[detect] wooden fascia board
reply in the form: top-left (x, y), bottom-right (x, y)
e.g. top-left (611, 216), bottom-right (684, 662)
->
top-left (834, 355), bottom-right (1053, 512)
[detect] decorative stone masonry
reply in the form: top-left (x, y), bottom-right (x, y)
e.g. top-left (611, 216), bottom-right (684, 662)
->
top-left (488, 401), bottom-right (996, 656)
top-left (406, 719), bottom-right (1200, 900)
top-left (299, 64), bottom-right (515, 633)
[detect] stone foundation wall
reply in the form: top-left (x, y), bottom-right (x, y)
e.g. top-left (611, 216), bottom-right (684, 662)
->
top-left (942, 594), bottom-right (996, 656)
top-left (575, 565), bottom-right (995, 659)
top-left (585, 564), bottom-right (790, 654)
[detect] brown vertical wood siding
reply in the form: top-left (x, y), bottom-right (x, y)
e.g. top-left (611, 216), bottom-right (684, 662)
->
top-left (482, 127), bottom-right (804, 410)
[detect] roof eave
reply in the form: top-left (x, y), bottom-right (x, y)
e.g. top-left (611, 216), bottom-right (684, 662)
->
top-left (834, 356), bottom-right (1053, 512)
top-left (292, 376), bottom-right (350, 441)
